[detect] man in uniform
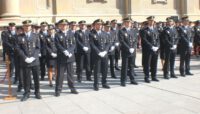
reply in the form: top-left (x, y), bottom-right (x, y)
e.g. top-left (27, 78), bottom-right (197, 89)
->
top-left (111, 19), bottom-right (121, 70)
top-left (104, 21), bottom-right (117, 78)
top-left (177, 16), bottom-right (194, 76)
top-left (118, 17), bottom-right (138, 86)
top-left (55, 19), bottom-right (78, 97)
top-left (75, 20), bottom-right (92, 82)
top-left (39, 21), bottom-right (49, 80)
top-left (2, 23), bottom-right (17, 83)
top-left (141, 16), bottom-right (160, 83)
top-left (16, 20), bottom-right (41, 101)
top-left (89, 19), bottom-right (111, 91)
top-left (162, 17), bottom-right (179, 79)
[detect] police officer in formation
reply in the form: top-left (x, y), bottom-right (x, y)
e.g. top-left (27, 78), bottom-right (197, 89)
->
top-left (162, 17), bottom-right (179, 79)
top-left (177, 16), bottom-right (194, 76)
top-left (55, 19), bottom-right (78, 96)
top-left (1, 15), bottom-right (198, 102)
top-left (39, 22), bottom-right (48, 81)
top-left (16, 20), bottom-right (41, 101)
top-left (46, 25), bottom-right (57, 87)
top-left (118, 17), bottom-right (138, 86)
top-left (89, 19), bottom-right (111, 90)
top-left (141, 16), bottom-right (160, 83)
top-left (75, 20), bottom-right (92, 82)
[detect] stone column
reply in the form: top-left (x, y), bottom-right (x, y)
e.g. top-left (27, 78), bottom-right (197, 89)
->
top-left (0, 0), bottom-right (20, 19)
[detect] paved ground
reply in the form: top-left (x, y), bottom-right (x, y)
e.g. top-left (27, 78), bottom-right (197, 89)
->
top-left (0, 51), bottom-right (200, 114)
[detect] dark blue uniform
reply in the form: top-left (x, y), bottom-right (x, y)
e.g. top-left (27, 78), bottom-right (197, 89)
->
top-left (162, 26), bottom-right (179, 78)
top-left (89, 30), bottom-right (111, 90)
top-left (75, 29), bottom-right (92, 82)
top-left (141, 27), bottom-right (160, 82)
top-left (118, 27), bottom-right (138, 86)
top-left (177, 26), bottom-right (194, 76)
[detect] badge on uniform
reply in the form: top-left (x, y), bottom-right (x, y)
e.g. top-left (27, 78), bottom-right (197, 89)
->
top-left (184, 30), bottom-right (187, 33)
top-left (60, 36), bottom-right (63, 41)
top-left (80, 33), bottom-right (82, 36)
top-left (198, 28), bottom-right (200, 31)
top-left (147, 31), bottom-right (150, 35)
top-left (48, 38), bottom-right (50, 42)
top-left (9, 35), bottom-right (12, 38)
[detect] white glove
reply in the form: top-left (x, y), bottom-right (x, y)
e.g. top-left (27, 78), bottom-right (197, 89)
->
top-left (25, 57), bottom-right (35, 63)
top-left (68, 53), bottom-right (73, 58)
top-left (171, 45), bottom-right (177, 50)
top-left (152, 46), bottom-right (159, 52)
top-left (189, 43), bottom-right (193, 48)
top-left (102, 51), bottom-right (107, 57)
top-left (83, 47), bottom-right (89, 52)
top-left (110, 46), bottom-right (115, 52)
top-left (129, 48), bottom-right (135, 53)
top-left (25, 58), bottom-right (32, 63)
top-left (51, 53), bottom-right (57, 58)
top-left (63, 50), bottom-right (69, 56)
top-left (115, 43), bottom-right (119, 47)
top-left (98, 52), bottom-right (104, 57)
top-left (38, 53), bottom-right (41, 57)
top-left (29, 57), bottom-right (36, 62)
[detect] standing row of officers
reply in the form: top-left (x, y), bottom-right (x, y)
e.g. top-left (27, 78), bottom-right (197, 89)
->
top-left (1, 15), bottom-right (199, 101)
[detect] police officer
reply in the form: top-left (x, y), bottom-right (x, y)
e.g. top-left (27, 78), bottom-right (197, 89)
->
top-left (104, 21), bottom-right (117, 78)
top-left (89, 19), bottom-right (111, 91)
top-left (2, 23), bottom-right (17, 82)
top-left (39, 21), bottom-right (48, 80)
top-left (75, 20), bottom-right (92, 82)
top-left (46, 25), bottom-right (57, 87)
top-left (55, 19), bottom-right (78, 97)
top-left (118, 17), bottom-right (138, 86)
top-left (141, 16), bottom-right (160, 83)
top-left (111, 19), bottom-right (121, 70)
top-left (177, 16), bottom-right (194, 76)
top-left (162, 17), bottom-right (179, 79)
top-left (193, 20), bottom-right (200, 57)
top-left (16, 20), bottom-right (41, 101)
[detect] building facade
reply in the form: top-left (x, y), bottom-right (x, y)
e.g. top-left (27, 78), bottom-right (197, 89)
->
top-left (0, 0), bottom-right (200, 26)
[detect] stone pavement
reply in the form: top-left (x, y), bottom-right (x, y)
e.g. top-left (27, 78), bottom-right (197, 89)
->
top-left (0, 51), bottom-right (200, 114)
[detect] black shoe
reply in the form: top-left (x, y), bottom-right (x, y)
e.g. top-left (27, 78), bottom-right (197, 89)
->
top-left (30, 85), bottom-right (34, 90)
top-left (134, 73), bottom-right (137, 76)
top-left (121, 83), bottom-right (126, 87)
top-left (102, 84), bottom-right (110, 89)
top-left (35, 93), bottom-right (42, 99)
top-left (115, 66), bottom-right (120, 70)
top-left (86, 77), bottom-right (93, 81)
top-left (111, 75), bottom-right (117, 79)
top-left (131, 80), bottom-right (138, 85)
top-left (164, 76), bottom-right (169, 79)
top-left (171, 75), bottom-right (178, 78)
top-left (13, 80), bottom-right (17, 84)
top-left (21, 94), bottom-right (30, 101)
top-left (17, 87), bottom-right (22, 92)
top-left (94, 85), bottom-right (99, 91)
top-left (49, 84), bottom-right (53, 87)
top-left (55, 92), bottom-right (60, 97)
top-left (186, 72), bottom-right (193, 75)
top-left (180, 73), bottom-right (186, 77)
top-left (145, 78), bottom-right (151, 83)
top-left (41, 77), bottom-right (45, 81)
top-left (134, 65), bottom-right (139, 68)
top-left (152, 78), bottom-right (159, 82)
top-left (71, 88), bottom-right (78, 94)
top-left (77, 79), bottom-right (82, 83)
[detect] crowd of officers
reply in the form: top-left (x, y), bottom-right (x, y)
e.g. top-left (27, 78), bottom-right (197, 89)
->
top-left (1, 15), bottom-right (200, 101)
